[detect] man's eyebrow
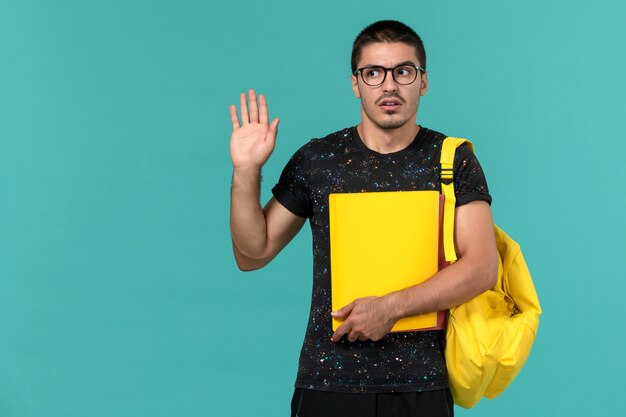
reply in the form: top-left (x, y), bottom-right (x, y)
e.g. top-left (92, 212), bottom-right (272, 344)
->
top-left (394, 60), bottom-right (419, 67)
top-left (361, 60), bottom-right (419, 68)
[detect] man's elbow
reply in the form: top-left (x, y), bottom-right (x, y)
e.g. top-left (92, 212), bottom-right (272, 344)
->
top-left (235, 258), bottom-right (266, 272)
top-left (233, 250), bottom-right (270, 272)
top-left (231, 239), bottom-right (271, 271)
top-left (236, 263), bottom-right (261, 272)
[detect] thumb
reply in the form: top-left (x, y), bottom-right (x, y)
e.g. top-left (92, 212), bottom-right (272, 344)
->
top-left (331, 301), bottom-right (355, 319)
top-left (268, 118), bottom-right (280, 140)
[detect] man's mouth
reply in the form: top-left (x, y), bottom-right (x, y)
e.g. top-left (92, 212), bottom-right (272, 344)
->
top-left (377, 96), bottom-right (403, 112)
top-left (379, 99), bottom-right (401, 111)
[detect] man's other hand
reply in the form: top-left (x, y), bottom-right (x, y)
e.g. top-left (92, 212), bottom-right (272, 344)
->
top-left (330, 296), bottom-right (399, 343)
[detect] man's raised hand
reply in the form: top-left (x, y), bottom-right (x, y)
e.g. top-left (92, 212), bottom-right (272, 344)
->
top-left (229, 90), bottom-right (280, 170)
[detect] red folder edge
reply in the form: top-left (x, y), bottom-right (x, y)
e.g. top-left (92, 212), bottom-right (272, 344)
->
top-left (417, 194), bottom-right (449, 331)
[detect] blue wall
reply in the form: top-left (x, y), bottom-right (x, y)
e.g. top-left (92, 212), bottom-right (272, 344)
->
top-left (2, 0), bottom-right (624, 415)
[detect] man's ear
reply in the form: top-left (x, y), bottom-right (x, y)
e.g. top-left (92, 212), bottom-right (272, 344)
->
top-left (420, 71), bottom-right (428, 96)
top-left (351, 75), bottom-right (361, 98)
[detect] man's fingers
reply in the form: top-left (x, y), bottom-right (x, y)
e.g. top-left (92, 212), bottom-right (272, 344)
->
top-left (347, 332), bottom-right (360, 343)
top-left (259, 94), bottom-right (269, 125)
top-left (239, 93), bottom-right (249, 124)
top-left (331, 322), bottom-right (350, 342)
top-left (229, 105), bottom-right (240, 130)
top-left (248, 89), bottom-right (259, 123)
top-left (331, 301), bottom-right (355, 319)
top-left (330, 301), bottom-right (357, 342)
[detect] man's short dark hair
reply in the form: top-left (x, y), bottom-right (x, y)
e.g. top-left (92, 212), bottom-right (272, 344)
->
top-left (351, 20), bottom-right (426, 74)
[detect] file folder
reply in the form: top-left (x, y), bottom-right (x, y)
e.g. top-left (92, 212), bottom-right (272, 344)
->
top-left (329, 190), bottom-right (440, 332)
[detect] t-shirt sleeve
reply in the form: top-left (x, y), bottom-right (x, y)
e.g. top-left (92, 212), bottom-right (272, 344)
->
top-left (271, 145), bottom-right (313, 218)
top-left (453, 143), bottom-right (492, 207)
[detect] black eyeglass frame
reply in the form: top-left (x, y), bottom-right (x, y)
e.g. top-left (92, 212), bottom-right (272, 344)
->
top-left (353, 64), bottom-right (426, 87)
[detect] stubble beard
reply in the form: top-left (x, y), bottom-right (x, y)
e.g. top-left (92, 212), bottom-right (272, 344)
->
top-left (365, 108), bottom-right (410, 130)
top-left (362, 97), bottom-right (416, 130)
top-left (376, 114), bottom-right (408, 130)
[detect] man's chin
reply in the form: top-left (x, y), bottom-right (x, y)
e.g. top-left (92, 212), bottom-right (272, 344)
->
top-left (376, 118), bottom-right (408, 130)
top-left (363, 108), bottom-right (411, 130)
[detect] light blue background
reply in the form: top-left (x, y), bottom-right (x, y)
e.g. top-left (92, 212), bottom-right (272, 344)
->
top-left (1, 0), bottom-right (625, 416)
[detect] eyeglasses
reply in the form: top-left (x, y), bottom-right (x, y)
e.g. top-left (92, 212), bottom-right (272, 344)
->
top-left (353, 64), bottom-right (426, 87)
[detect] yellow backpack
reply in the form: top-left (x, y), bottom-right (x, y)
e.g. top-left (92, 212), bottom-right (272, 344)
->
top-left (440, 137), bottom-right (542, 409)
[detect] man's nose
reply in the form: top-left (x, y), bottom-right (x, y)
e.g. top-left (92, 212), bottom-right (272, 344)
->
top-left (381, 69), bottom-right (398, 92)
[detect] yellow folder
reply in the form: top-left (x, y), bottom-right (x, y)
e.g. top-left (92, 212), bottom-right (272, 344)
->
top-left (329, 191), bottom-right (440, 332)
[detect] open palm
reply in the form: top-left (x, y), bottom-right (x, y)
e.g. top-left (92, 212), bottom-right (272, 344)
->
top-left (229, 90), bottom-right (280, 170)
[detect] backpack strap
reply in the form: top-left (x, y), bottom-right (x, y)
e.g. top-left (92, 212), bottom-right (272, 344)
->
top-left (440, 137), bottom-right (474, 264)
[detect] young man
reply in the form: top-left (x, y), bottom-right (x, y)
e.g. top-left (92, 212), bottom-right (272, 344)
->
top-left (229, 20), bottom-right (498, 417)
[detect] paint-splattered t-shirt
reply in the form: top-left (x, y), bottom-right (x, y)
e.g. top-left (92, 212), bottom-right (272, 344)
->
top-left (271, 126), bottom-right (491, 393)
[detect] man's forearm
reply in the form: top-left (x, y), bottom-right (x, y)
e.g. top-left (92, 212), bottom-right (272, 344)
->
top-left (388, 252), bottom-right (498, 320)
top-left (230, 167), bottom-right (268, 258)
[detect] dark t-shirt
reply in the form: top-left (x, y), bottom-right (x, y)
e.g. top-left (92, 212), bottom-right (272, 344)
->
top-left (272, 126), bottom-right (491, 393)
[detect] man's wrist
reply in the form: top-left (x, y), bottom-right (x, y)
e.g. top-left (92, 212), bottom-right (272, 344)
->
top-left (232, 166), bottom-right (262, 187)
top-left (385, 290), bottom-right (409, 322)
top-left (233, 165), bottom-right (262, 176)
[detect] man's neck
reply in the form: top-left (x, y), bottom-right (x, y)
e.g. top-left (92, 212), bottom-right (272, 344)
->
top-left (356, 119), bottom-right (420, 154)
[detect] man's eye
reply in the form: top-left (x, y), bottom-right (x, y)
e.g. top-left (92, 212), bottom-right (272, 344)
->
top-left (366, 69), bottom-right (381, 77)
top-left (396, 67), bottom-right (414, 77)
